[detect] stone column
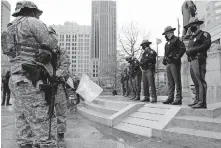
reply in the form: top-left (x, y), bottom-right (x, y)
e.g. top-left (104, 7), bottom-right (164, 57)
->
top-left (181, 39), bottom-right (194, 100)
top-left (206, 50), bottom-right (221, 104)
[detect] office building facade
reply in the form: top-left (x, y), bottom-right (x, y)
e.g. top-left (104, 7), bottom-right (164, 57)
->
top-left (51, 22), bottom-right (91, 77)
top-left (1, 0), bottom-right (11, 75)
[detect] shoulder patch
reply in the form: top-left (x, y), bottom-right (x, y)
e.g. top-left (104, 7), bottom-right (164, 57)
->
top-left (204, 32), bottom-right (208, 37)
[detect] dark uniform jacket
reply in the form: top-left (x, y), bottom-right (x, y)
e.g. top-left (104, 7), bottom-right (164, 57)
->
top-left (129, 59), bottom-right (141, 78)
top-left (163, 35), bottom-right (186, 65)
top-left (186, 30), bottom-right (211, 62)
top-left (140, 47), bottom-right (157, 70)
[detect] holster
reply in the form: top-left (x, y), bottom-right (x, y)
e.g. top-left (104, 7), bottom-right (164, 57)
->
top-left (21, 63), bottom-right (49, 87)
top-left (197, 53), bottom-right (206, 65)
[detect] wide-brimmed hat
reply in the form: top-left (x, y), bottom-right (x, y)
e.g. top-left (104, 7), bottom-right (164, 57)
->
top-left (184, 17), bottom-right (204, 29)
top-left (140, 39), bottom-right (152, 46)
top-left (12, 1), bottom-right (43, 17)
top-left (162, 26), bottom-right (176, 35)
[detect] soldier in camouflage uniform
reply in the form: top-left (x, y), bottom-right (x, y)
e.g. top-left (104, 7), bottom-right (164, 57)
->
top-left (48, 27), bottom-right (70, 148)
top-left (3, 1), bottom-right (58, 148)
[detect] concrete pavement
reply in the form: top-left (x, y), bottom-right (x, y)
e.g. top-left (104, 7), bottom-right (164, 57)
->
top-left (1, 98), bottom-right (185, 148)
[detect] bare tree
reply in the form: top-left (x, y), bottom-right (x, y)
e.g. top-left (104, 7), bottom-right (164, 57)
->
top-left (118, 22), bottom-right (150, 58)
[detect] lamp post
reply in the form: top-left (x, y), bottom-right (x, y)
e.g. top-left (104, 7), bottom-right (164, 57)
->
top-left (156, 38), bottom-right (162, 88)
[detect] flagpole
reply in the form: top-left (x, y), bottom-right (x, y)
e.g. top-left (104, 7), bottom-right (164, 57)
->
top-left (156, 39), bottom-right (159, 88)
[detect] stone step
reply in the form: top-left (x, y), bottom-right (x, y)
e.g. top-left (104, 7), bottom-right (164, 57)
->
top-left (153, 127), bottom-right (221, 148)
top-left (84, 101), bottom-right (118, 115)
top-left (92, 99), bottom-right (130, 110)
top-left (177, 103), bottom-right (221, 118)
top-left (172, 116), bottom-right (221, 132)
top-left (114, 122), bottom-right (152, 137)
top-left (77, 106), bottom-right (111, 126)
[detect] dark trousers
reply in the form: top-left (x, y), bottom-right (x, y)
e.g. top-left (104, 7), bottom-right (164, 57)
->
top-left (121, 83), bottom-right (126, 95)
top-left (142, 69), bottom-right (157, 100)
top-left (124, 80), bottom-right (130, 96)
top-left (166, 62), bottom-right (182, 101)
top-left (190, 59), bottom-right (207, 107)
top-left (2, 88), bottom-right (11, 105)
top-left (131, 72), bottom-right (142, 97)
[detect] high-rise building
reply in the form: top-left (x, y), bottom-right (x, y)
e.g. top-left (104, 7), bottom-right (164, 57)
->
top-left (1, 0), bottom-right (11, 75)
top-left (91, 0), bottom-right (117, 85)
top-left (51, 22), bottom-right (91, 77)
top-left (1, 0), bottom-right (11, 33)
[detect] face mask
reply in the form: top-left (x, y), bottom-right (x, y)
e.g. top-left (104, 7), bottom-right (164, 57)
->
top-left (165, 35), bottom-right (169, 41)
top-left (190, 26), bottom-right (197, 32)
top-left (142, 45), bottom-right (145, 50)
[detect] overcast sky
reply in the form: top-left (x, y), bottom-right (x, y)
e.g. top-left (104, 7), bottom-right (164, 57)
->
top-left (6, 0), bottom-right (210, 56)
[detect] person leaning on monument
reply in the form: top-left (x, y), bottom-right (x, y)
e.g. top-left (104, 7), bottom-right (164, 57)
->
top-left (48, 26), bottom-right (71, 148)
top-left (185, 17), bottom-right (211, 109)
top-left (126, 56), bottom-right (142, 101)
top-left (2, 1), bottom-right (58, 147)
top-left (139, 39), bottom-right (157, 103)
top-left (162, 26), bottom-right (186, 105)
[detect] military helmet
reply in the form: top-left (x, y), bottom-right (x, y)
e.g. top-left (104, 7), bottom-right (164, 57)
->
top-left (184, 17), bottom-right (204, 29)
top-left (162, 26), bottom-right (176, 35)
top-left (140, 39), bottom-right (152, 46)
top-left (12, 1), bottom-right (43, 17)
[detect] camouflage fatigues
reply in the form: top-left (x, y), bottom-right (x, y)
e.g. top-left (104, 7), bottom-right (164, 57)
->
top-left (54, 47), bottom-right (70, 134)
top-left (5, 2), bottom-right (58, 147)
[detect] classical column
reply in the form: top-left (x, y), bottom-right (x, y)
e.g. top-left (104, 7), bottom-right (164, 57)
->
top-left (181, 39), bottom-right (194, 100)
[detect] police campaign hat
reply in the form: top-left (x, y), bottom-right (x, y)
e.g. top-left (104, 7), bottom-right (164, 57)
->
top-left (184, 17), bottom-right (204, 29)
top-left (162, 26), bottom-right (176, 35)
top-left (12, 1), bottom-right (43, 17)
top-left (140, 39), bottom-right (152, 46)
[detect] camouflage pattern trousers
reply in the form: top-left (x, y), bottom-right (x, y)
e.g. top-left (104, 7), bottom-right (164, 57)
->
top-left (55, 84), bottom-right (67, 134)
top-left (9, 75), bottom-right (57, 148)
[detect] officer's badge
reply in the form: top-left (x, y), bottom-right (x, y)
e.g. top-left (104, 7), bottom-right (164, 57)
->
top-left (193, 38), bottom-right (196, 42)
top-left (145, 54), bottom-right (148, 57)
top-left (168, 42), bottom-right (170, 45)
top-left (204, 33), bottom-right (208, 37)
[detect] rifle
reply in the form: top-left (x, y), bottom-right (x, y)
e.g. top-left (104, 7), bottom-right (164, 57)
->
top-left (39, 49), bottom-right (60, 140)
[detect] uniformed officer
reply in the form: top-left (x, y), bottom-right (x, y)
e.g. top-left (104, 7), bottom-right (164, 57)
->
top-left (185, 17), bottom-right (211, 109)
top-left (140, 39), bottom-right (157, 103)
top-left (123, 67), bottom-right (130, 97)
top-left (162, 26), bottom-right (186, 105)
top-left (126, 57), bottom-right (142, 100)
top-left (120, 72), bottom-right (126, 96)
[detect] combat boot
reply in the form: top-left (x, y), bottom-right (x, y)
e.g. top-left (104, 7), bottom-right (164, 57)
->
top-left (162, 99), bottom-right (173, 104)
top-left (134, 95), bottom-right (140, 101)
top-left (130, 94), bottom-right (136, 100)
top-left (141, 96), bottom-right (150, 102)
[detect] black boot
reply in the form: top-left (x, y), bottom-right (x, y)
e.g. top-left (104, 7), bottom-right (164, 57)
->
top-left (141, 96), bottom-right (150, 102)
top-left (191, 103), bottom-right (207, 109)
top-left (188, 101), bottom-right (198, 107)
top-left (171, 100), bottom-right (182, 105)
top-left (130, 94), bottom-right (136, 100)
top-left (134, 95), bottom-right (140, 101)
top-left (162, 99), bottom-right (173, 104)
